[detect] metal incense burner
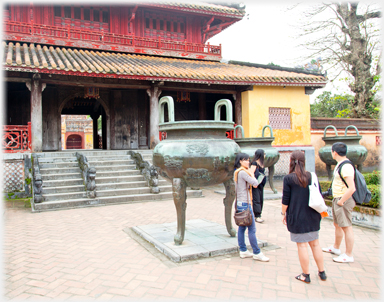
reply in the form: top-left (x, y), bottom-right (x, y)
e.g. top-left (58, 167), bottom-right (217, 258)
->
top-left (319, 125), bottom-right (368, 179)
top-left (233, 125), bottom-right (280, 193)
top-left (153, 96), bottom-right (240, 245)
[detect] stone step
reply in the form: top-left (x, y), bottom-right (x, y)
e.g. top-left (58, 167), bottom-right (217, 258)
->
top-left (98, 190), bottom-right (202, 205)
top-left (88, 159), bottom-right (135, 166)
top-left (39, 162), bottom-right (79, 169)
top-left (32, 189), bottom-right (202, 212)
top-left (43, 191), bottom-right (87, 202)
top-left (91, 164), bottom-right (136, 172)
top-left (96, 170), bottom-right (141, 178)
top-left (41, 172), bottom-right (82, 181)
top-left (96, 175), bottom-right (146, 184)
top-left (43, 185), bottom-right (85, 194)
top-left (43, 178), bottom-right (84, 187)
top-left (95, 185), bottom-right (172, 197)
top-left (37, 157), bottom-right (78, 163)
top-left (86, 155), bottom-right (132, 161)
top-left (96, 179), bottom-right (168, 191)
top-left (40, 167), bottom-right (82, 175)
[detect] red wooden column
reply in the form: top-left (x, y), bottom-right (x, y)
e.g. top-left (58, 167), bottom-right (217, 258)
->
top-left (146, 86), bottom-right (162, 149)
top-left (26, 74), bottom-right (46, 152)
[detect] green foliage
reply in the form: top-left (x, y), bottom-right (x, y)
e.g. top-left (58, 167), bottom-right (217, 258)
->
top-left (25, 178), bottom-right (31, 185)
top-left (364, 171), bottom-right (380, 185)
top-left (267, 62), bottom-right (280, 67)
top-left (365, 184), bottom-right (380, 208)
top-left (310, 91), bottom-right (353, 118)
top-left (311, 91), bottom-right (380, 119)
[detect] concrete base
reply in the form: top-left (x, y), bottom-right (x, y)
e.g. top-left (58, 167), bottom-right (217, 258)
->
top-left (129, 219), bottom-right (267, 263)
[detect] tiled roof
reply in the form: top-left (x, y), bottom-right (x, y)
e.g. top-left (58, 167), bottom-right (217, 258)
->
top-left (2, 42), bottom-right (327, 86)
top-left (142, 2), bottom-right (245, 18)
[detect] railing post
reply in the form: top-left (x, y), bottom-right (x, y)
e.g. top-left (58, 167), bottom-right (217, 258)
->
top-left (184, 40), bottom-right (187, 52)
top-left (101, 29), bottom-right (104, 43)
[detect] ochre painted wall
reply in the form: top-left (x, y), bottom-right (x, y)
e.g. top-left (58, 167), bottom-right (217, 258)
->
top-left (241, 86), bottom-right (311, 146)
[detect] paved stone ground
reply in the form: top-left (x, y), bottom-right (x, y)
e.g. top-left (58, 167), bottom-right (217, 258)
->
top-left (3, 180), bottom-right (382, 301)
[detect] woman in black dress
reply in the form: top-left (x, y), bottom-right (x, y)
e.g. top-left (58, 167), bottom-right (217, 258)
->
top-left (250, 149), bottom-right (267, 223)
top-left (281, 150), bottom-right (326, 283)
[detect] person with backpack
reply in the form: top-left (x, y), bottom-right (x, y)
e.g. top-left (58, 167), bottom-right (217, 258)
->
top-left (322, 142), bottom-right (356, 263)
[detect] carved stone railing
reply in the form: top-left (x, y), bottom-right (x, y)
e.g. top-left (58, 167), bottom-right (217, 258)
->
top-left (75, 152), bottom-right (96, 198)
top-left (32, 155), bottom-right (43, 203)
top-left (129, 151), bottom-right (159, 193)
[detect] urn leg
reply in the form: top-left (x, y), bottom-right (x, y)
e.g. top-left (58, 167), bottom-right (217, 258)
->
top-left (172, 178), bottom-right (187, 245)
top-left (268, 165), bottom-right (278, 194)
top-left (326, 164), bottom-right (332, 180)
top-left (223, 178), bottom-right (236, 237)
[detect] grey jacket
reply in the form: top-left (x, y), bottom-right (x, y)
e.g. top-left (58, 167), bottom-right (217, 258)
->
top-left (235, 170), bottom-right (258, 202)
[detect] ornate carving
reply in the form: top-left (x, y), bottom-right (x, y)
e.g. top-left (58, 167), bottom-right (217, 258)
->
top-left (186, 143), bottom-right (209, 155)
top-left (32, 156), bottom-right (43, 203)
top-left (130, 151), bottom-right (160, 194)
top-left (164, 156), bottom-right (183, 170)
top-left (76, 152), bottom-right (97, 198)
top-left (185, 168), bottom-right (211, 181)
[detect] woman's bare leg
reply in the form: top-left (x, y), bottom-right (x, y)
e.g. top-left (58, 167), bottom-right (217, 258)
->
top-left (308, 239), bottom-right (324, 272)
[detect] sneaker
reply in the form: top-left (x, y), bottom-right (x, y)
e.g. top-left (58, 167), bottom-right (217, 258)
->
top-left (255, 217), bottom-right (264, 223)
top-left (322, 245), bottom-right (341, 255)
top-left (239, 250), bottom-right (253, 258)
top-left (253, 251), bottom-right (269, 262)
top-left (333, 253), bottom-right (354, 263)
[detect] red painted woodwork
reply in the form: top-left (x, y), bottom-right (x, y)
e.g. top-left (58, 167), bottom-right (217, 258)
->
top-left (2, 122), bottom-right (32, 153)
top-left (2, 3), bottom-right (229, 60)
top-left (3, 20), bottom-right (221, 60)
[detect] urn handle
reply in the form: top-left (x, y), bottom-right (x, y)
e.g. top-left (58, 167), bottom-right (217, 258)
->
top-left (262, 125), bottom-right (274, 137)
top-left (159, 96), bottom-right (175, 123)
top-left (344, 125), bottom-right (360, 136)
top-left (323, 125), bottom-right (338, 137)
top-left (214, 99), bottom-right (233, 122)
top-left (233, 125), bottom-right (244, 138)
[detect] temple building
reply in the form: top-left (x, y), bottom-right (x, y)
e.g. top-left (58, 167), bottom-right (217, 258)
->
top-left (2, 2), bottom-right (327, 156)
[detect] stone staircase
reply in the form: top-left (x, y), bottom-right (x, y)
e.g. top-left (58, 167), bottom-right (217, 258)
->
top-left (32, 150), bottom-right (202, 212)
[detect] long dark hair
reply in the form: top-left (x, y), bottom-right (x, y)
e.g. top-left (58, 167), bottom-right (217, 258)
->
top-left (252, 149), bottom-right (264, 167)
top-left (289, 150), bottom-right (309, 187)
top-left (234, 153), bottom-right (250, 169)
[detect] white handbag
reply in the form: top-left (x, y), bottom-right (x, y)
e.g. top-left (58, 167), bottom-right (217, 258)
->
top-left (309, 172), bottom-right (328, 213)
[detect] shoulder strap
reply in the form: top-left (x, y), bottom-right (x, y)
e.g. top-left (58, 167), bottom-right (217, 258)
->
top-left (337, 160), bottom-right (355, 188)
top-left (310, 172), bottom-right (318, 186)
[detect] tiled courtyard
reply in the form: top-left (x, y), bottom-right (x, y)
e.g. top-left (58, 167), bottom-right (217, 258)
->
top-left (3, 181), bottom-right (382, 301)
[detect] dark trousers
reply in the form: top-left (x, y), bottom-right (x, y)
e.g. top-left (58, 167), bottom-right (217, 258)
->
top-left (252, 186), bottom-right (264, 218)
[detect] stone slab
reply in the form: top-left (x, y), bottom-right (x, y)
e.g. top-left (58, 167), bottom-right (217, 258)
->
top-left (214, 189), bottom-right (282, 200)
top-left (129, 218), bottom-right (267, 263)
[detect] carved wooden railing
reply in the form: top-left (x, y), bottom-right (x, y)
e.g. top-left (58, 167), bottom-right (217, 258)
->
top-left (3, 21), bottom-right (222, 58)
top-left (2, 122), bottom-right (32, 153)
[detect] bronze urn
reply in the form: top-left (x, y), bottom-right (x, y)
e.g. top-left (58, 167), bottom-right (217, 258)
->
top-left (234, 125), bottom-right (280, 193)
top-left (319, 125), bottom-right (368, 179)
top-left (153, 96), bottom-right (240, 245)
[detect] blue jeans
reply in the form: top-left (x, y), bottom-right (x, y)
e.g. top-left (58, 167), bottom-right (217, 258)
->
top-left (237, 201), bottom-right (261, 254)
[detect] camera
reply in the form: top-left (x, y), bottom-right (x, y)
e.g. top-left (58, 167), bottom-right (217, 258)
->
top-left (321, 188), bottom-right (332, 198)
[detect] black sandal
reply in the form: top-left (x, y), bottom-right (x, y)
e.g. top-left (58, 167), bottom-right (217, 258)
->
top-left (295, 273), bottom-right (310, 283)
top-left (318, 271), bottom-right (327, 281)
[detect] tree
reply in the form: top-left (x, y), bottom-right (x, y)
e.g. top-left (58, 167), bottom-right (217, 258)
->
top-left (294, 2), bottom-right (381, 118)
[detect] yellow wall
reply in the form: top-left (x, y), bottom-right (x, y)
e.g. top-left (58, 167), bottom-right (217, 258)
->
top-left (241, 86), bottom-right (311, 145)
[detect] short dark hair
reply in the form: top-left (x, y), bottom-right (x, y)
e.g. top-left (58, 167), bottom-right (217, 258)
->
top-left (234, 152), bottom-right (250, 169)
top-left (332, 142), bottom-right (347, 156)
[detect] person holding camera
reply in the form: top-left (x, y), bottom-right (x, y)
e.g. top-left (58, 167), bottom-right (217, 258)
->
top-left (322, 142), bottom-right (356, 263)
top-left (281, 151), bottom-right (326, 283)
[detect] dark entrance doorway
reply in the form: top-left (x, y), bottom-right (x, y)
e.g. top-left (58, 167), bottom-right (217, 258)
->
top-left (61, 97), bottom-right (107, 149)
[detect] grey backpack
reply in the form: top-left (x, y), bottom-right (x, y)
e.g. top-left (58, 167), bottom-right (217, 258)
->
top-left (337, 160), bottom-right (372, 205)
